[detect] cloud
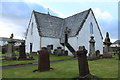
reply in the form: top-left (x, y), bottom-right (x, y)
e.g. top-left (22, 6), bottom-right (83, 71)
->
top-left (0, 1), bottom-right (65, 39)
top-left (0, 19), bottom-right (24, 39)
top-left (93, 8), bottom-right (113, 23)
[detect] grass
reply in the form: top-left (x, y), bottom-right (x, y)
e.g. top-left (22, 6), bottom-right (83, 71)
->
top-left (2, 55), bottom-right (73, 66)
top-left (2, 54), bottom-right (119, 78)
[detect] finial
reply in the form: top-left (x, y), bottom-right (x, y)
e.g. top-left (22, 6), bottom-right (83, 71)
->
top-left (47, 8), bottom-right (50, 15)
top-left (106, 32), bottom-right (109, 38)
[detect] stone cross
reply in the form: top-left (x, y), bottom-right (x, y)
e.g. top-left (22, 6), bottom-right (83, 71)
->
top-left (103, 32), bottom-right (112, 58)
top-left (18, 41), bottom-right (27, 60)
top-left (89, 36), bottom-right (96, 58)
top-left (64, 27), bottom-right (70, 43)
top-left (76, 46), bottom-right (90, 77)
top-left (37, 47), bottom-right (50, 72)
top-left (6, 34), bottom-right (16, 60)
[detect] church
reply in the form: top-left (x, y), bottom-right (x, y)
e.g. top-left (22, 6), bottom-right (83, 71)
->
top-left (25, 8), bottom-right (103, 56)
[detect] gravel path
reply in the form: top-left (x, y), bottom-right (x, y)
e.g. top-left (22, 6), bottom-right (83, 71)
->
top-left (1, 58), bottom-right (76, 70)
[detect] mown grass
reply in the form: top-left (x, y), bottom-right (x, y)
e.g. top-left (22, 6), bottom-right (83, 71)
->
top-left (2, 54), bottom-right (119, 78)
top-left (2, 55), bottom-right (73, 66)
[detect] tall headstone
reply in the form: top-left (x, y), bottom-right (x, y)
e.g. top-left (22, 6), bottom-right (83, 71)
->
top-left (6, 34), bottom-right (16, 60)
top-left (76, 46), bottom-right (90, 78)
top-left (37, 47), bottom-right (50, 72)
top-left (88, 36), bottom-right (99, 60)
top-left (103, 32), bottom-right (112, 58)
top-left (18, 41), bottom-right (27, 60)
top-left (89, 36), bottom-right (95, 57)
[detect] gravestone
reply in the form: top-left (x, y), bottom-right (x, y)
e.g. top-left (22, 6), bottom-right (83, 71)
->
top-left (55, 47), bottom-right (63, 56)
top-left (47, 45), bottom-right (52, 54)
top-left (95, 50), bottom-right (100, 57)
top-left (37, 47), bottom-right (50, 72)
top-left (64, 50), bottom-right (68, 56)
top-left (103, 32), bottom-right (112, 58)
top-left (18, 41), bottom-right (27, 60)
top-left (88, 36), bottom-right (98, 60)
top-left (6, 34), bottom-right (16, 60)
top-left (118, 48), bottom-right (120, 60)
top-left (76, 46), bottom-right (90, 77)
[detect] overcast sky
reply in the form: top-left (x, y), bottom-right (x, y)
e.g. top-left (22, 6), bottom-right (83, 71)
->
top-left (0, 0), bottom-right (119, 42)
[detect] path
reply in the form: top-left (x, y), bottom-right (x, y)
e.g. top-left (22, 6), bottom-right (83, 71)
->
top-left (1, 58), bottom-right (76, 70)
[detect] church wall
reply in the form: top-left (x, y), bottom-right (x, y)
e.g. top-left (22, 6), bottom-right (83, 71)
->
top-left (25, 14), bottom-right (40, 53)
top-left (77, 10), bottom-right (103, 55)
top-left (67, 10), bottom-right (103, 56)
top-left (41, 37), bottom-right (61, 51)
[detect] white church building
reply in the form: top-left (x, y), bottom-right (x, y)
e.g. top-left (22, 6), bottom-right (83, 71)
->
top-left (25, 8), bottom-right (103, 56)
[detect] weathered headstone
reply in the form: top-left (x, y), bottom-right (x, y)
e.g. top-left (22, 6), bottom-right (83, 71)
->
top-left (76, 46), bottom-right (90, 77)
top-left (55, 47), bottom-right (63, 56)
top-left (103, 32), bottom-right (112, 58)
top-left (37, 47), bottom-right (50, 72)
top-left (6, 34), bottom-right (16, 60)
top-left (47, 45), bottom-right (52, 54)
top-left (95, 50), bottom-right (100, 57)
top-left (118, 48), bottom-right (120, 60)
top-left (64, 50), bottom-right (68, 56)
top-left (88, 36), bottom-right (98, 60)
top-left (18, 41), bottom-right (27, 60)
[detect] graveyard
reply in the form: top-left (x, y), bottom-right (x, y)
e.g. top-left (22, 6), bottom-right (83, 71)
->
top-left (2, 54), bottom-right (119, 78)
top-left (0, 26), bottom-right (120, 79)
top-left (0, 4), bottom-right (119, 79)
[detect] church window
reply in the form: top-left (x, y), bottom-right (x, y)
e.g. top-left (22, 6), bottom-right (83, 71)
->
top-left (90, 22), bottom-right (93, 34)
top-left (31, 23), bottom-right (33, 35)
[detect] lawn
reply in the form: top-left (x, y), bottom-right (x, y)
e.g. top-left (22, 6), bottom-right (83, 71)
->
top-left (2, 54), bottom-right (119, 79)
top-left (2, 55), bottom-right (73, 66)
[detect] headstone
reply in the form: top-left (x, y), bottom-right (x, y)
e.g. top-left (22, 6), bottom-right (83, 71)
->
top-left (37, 47), bottom-right (50, 72)
top-left (18, 41), bottom-right (27, 60)
top-left (88, 36), bottom-right (98, 60)
top-left (103, 32), bottom-right (112, 58)
top-left (76, 46), bottom-right (90, 77)
top-left (53, 49), bottom-right (57, 55)
top-left (118, 48), bottom-right (120, 60)
top-left (47, 45), bottom-right (52, 54)
top-left (55, 47), bottom-right (63, 56)
top-left (6, 34), bottom-right (16, 60)
top-left (64, 50), bottom-right (68, 56)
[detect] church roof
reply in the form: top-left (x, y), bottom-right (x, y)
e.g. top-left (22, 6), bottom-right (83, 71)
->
top-left (31, 8), bottom-right (102, 39)
top-left (112, 40), bottom-right (120, 44)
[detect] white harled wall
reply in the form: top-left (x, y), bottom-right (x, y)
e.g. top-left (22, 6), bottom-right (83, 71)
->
top-left (25, 14), bottom-right (40, 53)
top-left (68, 10), bottom-right (103, 56)
top-left (41, 37), bottom-right (61, 50)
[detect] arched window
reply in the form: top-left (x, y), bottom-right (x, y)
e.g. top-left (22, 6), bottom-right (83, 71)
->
top-left (90, 22), bottom-right (93, 34)
top-left (31, 23), bottom-right (33, 35)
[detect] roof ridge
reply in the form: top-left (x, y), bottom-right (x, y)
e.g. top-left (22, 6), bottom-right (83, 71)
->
top-left (33, 10), bottom-right (64, 20)
top-left (65, 8), bottom-right (91, 19)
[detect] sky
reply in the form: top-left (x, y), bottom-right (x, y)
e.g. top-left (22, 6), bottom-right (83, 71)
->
top-left (0, 0), bottom-right (119, 42)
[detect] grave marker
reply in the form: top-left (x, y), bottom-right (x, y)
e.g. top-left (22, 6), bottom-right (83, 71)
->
top-left (103, 32), bottom-right (112, 58)
top-left (38, 47), bottom-right (50, 72)
top-left (6, 34), bottom-right (16, 60)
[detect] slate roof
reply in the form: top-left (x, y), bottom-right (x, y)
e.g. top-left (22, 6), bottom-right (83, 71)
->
top-left (112, 40), bottom-right (120, 44)
top-left (32, 8), bottom-right (102, 38)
